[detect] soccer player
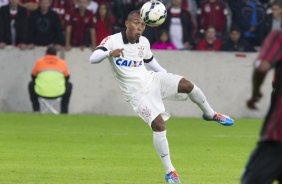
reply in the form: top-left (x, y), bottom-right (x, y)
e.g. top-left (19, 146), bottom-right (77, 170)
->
top-left (90, 10), bottom-right (234, 184)
top-left (242, 30), bottom-right (282, 184)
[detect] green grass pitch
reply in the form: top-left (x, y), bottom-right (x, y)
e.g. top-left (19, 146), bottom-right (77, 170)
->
top-left (0, 113), bottom-right (262, 184)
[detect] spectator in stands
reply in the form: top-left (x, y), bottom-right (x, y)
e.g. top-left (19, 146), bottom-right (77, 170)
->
top-left (195, 26), bottom-right (223, 51)
top-left (27, 0), bottom-right (64, 49)
top-left (28, 46), bottom-right (72, 114)
top-left (197, 0), bottom-right (228, 37)
top-left (0, 0), bottom-right (28, 49)
top-left (65, 0), bottom-right (96, 51)
top-left (221, 26), bottom-right (256, 52)
top-left (228, 0), bottom-right (242, 15)
top-left (110, 0), bottom-right (126, 33)
top-left (152, 29), bottom-right (177, 50)
top-left (18, 0), bottom-right (38, 11)
top-left (233, 0), bottom-right (266, 46)
top-left (161, 0), bottom-right (194, 50)
top-left (182, 0), bottom-right (198, 28)
top-left (51, 0), bottom-right (75, 28)
top-left (95, 3), bottom-right (114, 45)
top-left (264, 0), bottom-right (282, 36)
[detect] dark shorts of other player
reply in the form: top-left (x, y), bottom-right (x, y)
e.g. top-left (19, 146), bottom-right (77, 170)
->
top-left (241, 141), bottom-right (282, 184)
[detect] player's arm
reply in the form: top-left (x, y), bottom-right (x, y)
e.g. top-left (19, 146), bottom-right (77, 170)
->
top-left (145, 57), bottom-right (167, 73)
top-left (89, 47), bottom-right (124, 64)
top-left (247, 31), bottom-right (280, 110)
top-left (247, 61), bottom-right (271, 110)
top-left (252, 60), bottom-right (272, 96)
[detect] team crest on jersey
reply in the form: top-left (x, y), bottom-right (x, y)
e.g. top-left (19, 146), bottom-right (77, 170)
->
top-left (141, 106), bottom-right (151, 118)
top-left (115, 58), bottom-right (143, 67)
top-left (138, 46), bottom-right (144, 58)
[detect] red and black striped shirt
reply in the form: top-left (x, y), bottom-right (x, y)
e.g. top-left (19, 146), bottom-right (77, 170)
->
top-left (257, 30), bottom-right (282, 142)
top-left (65, 8), bottom-right (95, 47)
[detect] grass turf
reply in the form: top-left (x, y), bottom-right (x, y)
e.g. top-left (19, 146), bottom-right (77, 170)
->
top-left (0, 113), bottom-right (262, 184)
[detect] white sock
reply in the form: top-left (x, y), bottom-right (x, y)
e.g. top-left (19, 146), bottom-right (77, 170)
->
top-left (188, 85), bottom-right (215, 118)
top-left (153, 131), bottom-right (175, 174)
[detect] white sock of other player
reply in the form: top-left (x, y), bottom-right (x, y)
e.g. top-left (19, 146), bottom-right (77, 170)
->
top-left (153, 131), bottom-right (175, 173)
top-left (188, 85), bottom-right (215, 118)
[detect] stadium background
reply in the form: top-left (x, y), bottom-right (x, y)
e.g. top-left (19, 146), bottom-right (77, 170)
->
top-left (0, 47), bottom-right (272, 118)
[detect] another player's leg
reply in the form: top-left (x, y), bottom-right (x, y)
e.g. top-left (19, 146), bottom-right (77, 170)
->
top-left (178, 78), bottom-right (234, 126)
top-left (151, 115), bottom-right (181, 184)
top-left (241, 142), bottom-right (282, 184)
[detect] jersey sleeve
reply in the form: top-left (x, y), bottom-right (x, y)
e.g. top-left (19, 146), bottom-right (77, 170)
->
top-left (96, 35), bottom-right (113, 51)
top-left (143, 37), bottom-right (153, 63)
top-left (258, 31), bottom-right (282, 67)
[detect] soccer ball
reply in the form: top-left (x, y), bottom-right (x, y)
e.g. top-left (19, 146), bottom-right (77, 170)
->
top-left (140, 0), bottom-right (167, 27)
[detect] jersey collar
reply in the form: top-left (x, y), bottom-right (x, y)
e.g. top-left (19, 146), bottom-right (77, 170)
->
top-left (121, 29), bottom-right (140, 44)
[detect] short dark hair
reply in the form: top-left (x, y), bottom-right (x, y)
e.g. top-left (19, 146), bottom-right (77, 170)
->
top-left (46, 46), bottom-right (57, 55)
top-left (127, 10), bottom-right (140, 20)
top-left (230, 25), bottom-right (241, 33)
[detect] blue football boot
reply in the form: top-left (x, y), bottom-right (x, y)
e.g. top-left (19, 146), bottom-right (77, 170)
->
top-left (203, 112), bottom-right (234, 126)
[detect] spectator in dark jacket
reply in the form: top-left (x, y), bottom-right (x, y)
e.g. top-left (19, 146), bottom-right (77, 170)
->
top-left (28, 0), bottom-right (64, 49)
top-left (232, 0), bottom-right (266, 46)
top-left (0, 0), bottom-right (28, 49)
top-left (221, 26), bottom-right (256, 52)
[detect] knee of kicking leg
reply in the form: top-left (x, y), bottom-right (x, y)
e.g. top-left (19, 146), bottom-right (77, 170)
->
top-left (178, 78), bottom-right (194, 93)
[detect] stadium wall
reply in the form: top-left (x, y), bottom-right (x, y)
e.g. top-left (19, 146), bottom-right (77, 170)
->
top-left (0, 47), bottom-right (272, 118)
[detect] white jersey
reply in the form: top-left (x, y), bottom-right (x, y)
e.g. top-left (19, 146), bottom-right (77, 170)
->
top-left (96, 31), bottom-right (155, 101)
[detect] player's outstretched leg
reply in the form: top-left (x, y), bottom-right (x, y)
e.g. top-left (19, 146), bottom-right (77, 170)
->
top-left (178, 78), bottom-right (234, 126)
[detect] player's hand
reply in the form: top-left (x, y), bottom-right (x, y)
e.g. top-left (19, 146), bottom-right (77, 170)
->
top-left (247, 97), bottom-right (259, 110)
top-left (109, 48), bottom-right (124, 58)
top-left (246, 92), bottom-right (262, 110)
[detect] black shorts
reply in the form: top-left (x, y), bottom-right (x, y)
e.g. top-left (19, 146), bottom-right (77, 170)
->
top-left (241, 141), bottom-right (282, 184)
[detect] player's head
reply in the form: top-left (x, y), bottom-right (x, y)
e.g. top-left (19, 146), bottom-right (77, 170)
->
top-left (39, 0), bottom-right (51, 12)
top-left (46, 46), bottom-right (57, 55)
top-left (125, 10), bottom-right (146, 43)
top-left (229, 26), bottom-right (241, 42)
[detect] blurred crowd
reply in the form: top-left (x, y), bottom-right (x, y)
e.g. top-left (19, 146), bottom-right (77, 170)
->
top-left (0, 0), bottom-right (281, 52)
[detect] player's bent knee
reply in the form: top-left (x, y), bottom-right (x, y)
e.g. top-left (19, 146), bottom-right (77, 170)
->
top-left (178, 78), bottom-right (194, 93)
